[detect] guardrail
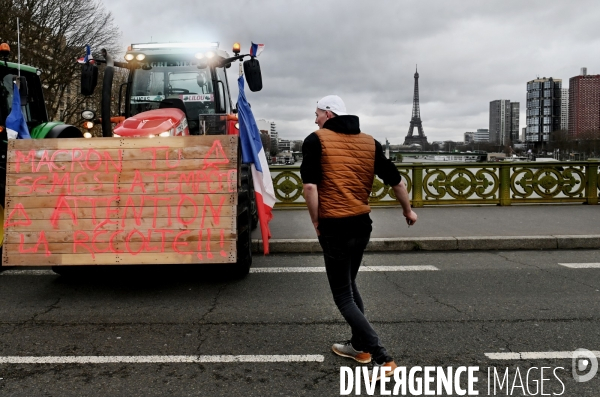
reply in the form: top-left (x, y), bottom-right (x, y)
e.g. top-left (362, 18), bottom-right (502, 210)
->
top-left (270, 160), bottom-right (600, 207)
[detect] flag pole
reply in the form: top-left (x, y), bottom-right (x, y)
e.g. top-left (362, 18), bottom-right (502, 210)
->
top-left (17, 17), bottom-right (20, 77)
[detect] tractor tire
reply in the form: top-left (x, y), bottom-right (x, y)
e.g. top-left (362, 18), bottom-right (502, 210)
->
top-left (0, 204), bottom-right (4, 273)
top-left (240, 164), bottom-right (259, 231)
top-left (232, 180), bottom-right (253, 278)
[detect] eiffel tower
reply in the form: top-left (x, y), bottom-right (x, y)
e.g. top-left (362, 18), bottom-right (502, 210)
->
top-left (403, 66), bottom-right (428, 146)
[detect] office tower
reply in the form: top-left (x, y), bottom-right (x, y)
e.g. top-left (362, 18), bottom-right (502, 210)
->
top-left (561, 88), bottom-right (569, 131)
top-left (568, 68), bottom-right (600, 138)
top-left (525, 77), bottom-right (562, 144)
top-left (489, 100), bottom-right (515, 145)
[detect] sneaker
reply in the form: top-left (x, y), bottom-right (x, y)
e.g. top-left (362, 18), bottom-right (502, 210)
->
top-left (370, 360), bottom-right (398, 381)
top-left (331, 341), bottom-right (372, 364)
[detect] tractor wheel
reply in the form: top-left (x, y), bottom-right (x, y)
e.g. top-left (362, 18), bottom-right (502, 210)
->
top-left (0, 203), bottom-right (4, 272)
top-left (240, 164), bottom-right (259, 230)
top-left (232, 182), bottom-right (253, 278)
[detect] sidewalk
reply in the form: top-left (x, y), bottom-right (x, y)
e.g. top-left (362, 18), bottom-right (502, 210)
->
top-left (251, 205), bottom-right (600, 253)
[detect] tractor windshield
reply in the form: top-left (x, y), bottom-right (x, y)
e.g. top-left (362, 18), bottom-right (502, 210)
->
top-left (129, 63), bottom-right (230, 134)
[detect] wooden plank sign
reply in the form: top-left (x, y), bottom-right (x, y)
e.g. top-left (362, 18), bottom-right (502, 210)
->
top-left (3, 136), bottom-right (239, 266)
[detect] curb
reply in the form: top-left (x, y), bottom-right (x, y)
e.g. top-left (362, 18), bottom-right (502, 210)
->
top-left (252, 235), bottom-right (600, 253)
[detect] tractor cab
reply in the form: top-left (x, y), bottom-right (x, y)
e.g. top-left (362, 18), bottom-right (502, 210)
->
top-left (1, 43), bottom-right (83, 140)
top-left (0, 62), bottom-right (47, 134)
top-left (122, 42), bottom-right (235, 136)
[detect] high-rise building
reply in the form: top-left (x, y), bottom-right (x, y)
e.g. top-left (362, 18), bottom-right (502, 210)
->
top-left (489, 100), bottom-right (518, 145)
top-left (526, 77), bottom-right (562, 144)
top-left (561, 88), bottom-right (569, 131)
top-left (510, 102), bottom-right (520, 142)
top-left (568, 68), bottom-right (600, 138)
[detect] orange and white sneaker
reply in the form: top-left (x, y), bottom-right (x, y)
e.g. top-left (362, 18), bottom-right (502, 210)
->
top-left (370, 360), bottom-right (398, 381)
top-left (331, 341), bottom-right (372, 364)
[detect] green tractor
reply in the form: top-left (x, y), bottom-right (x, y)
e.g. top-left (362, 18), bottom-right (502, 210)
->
top-left (0, 43), bottom-right (84, 268)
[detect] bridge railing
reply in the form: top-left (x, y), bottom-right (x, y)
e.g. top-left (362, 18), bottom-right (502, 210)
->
top-left (269, 160), bottom-right (599, 207)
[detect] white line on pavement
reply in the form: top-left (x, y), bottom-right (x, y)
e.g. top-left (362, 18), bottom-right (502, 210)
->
top-left (1, 266), bottom-right (438, 276)
top-left (1, 270), bottom-right (56, 276)
top-left (0, 355), bottom-right (325, 364)
top-left (486, 351), bottom-right (600, 360)
top-left (558, 263), bottom-right (600, 268)
top-left (250, 265), bottom-right (438, 273)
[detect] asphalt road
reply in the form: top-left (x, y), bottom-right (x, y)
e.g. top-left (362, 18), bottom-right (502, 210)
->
top-left (1, 249), bottom-right (600, 396)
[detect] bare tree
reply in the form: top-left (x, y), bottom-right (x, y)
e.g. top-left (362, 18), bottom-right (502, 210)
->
top-left (0, 0), bottom-right (121, 123)
top-left (259, 130), bottom-right (270, 153)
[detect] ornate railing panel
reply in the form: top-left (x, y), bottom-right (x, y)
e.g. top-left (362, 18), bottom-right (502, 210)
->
top-left (269, 161), bottom-right (599, 208)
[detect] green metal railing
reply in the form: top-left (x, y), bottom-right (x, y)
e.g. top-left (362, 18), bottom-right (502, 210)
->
top-left (270, 160), bottom-right (599, 207)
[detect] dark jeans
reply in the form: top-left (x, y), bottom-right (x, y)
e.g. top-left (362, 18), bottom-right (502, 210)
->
top-left (318, 234), bottom-right (392, 364)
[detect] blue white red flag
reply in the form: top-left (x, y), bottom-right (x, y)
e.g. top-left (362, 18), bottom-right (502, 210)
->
top-left (249, 42), bottom-right (264, 57)
top-left (6, 82), bottom-right (31, 139)
top-left (77, 45), bottom-right (95, 64)
top-left (237, 75), bottom-right (275, 254)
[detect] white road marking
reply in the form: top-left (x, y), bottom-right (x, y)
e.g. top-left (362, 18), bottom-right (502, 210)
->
top-left (0, 355), bottom-right (325, 364)
top-left (558, 263), bottom-right (600, 269)
top-left (486, 351), bottom-right (600, 360)
top-left (1, 270), bottom-right (56, 276)
top-left (250, 265), bottom-right (438, 273)
top-left (0, 266), bottom-right (438, 276)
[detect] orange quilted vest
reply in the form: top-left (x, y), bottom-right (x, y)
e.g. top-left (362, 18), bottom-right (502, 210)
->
top-left (315, 128), bottom-right (375, 218)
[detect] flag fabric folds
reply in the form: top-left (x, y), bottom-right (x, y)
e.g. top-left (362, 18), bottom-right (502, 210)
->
top-left (249, 42), bottom-right (265, 57)
top-left (77, 45), bottom-right (95, 64)
top-left (237, 75), bottom-right (275, 254)
top-left (6, 82), bottom-right (31, 139)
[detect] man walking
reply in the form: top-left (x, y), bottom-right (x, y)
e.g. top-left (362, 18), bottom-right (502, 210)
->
top-left (301, 95), bottom-right (417, 378)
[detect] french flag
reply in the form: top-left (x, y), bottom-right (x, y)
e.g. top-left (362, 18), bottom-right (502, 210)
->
top-left (237, 75), bottom-right (275, 254)
top-left (77, 44), bottom-right (95, 64)
top-left (249, 42), bottom-right (264, 57)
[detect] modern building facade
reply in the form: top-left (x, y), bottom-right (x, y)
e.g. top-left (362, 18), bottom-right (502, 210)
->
top-left (257, 119), bottom-right (278, 151)
top-left (525, 77), bottom-right (562, 144)
top-left (561, 88), bottom-right (569, 131)
top-left (489, 100), bottom-right (517, 145)
top-left (510, 102), bottom-right (520, 142)
top-left (465, 129), bottom-right (490, 143)
top-left (473, 129), bottom-right (490, 142)
top-left (568, 68), bottom-right (600, 138)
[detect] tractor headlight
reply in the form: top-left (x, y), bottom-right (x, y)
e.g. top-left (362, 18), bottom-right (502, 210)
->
top-left (136, 53), bottom-right (146, 61)
top-left (206, 51), bottom-right (215, 59)
top-left (81, 110), bottom-right (95, 120)
top-left (83, 132), bottom-right (92, 138)
top-left (125, 53), bottom-right (135, 61)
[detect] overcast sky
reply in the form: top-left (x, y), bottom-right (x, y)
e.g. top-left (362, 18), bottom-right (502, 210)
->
top-left (100, 0), bottom-right (600, 144)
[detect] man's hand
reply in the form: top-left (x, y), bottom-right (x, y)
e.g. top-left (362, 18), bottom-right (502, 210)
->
top-left (404, 210), bottom-right (418, 226)
top-left (303, 183), bottom-right (320, 237)
top-left (392, 182), bottom-right (417, 227)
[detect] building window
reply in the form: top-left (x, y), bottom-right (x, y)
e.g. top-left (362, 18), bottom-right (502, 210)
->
top-left (543, 108), bottom-right (551, 115)
top-left (544, 99), bottom-right (551, 106)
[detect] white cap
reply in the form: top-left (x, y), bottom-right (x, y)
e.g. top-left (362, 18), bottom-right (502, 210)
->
top-left (317, 95), bottom-right (347, 116)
